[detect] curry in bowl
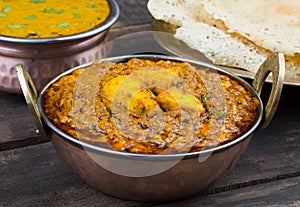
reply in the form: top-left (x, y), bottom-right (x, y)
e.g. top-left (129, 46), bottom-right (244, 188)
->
top-left (42, 57), bottom-right (260, 154)
top-left (0, 0), bottom-right (110, 38)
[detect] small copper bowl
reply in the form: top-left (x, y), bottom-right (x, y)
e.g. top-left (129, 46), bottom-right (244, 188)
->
top-left (16, 53), bottom-right (284, 201)
top-left (0, 0), bottom-right (119, 93)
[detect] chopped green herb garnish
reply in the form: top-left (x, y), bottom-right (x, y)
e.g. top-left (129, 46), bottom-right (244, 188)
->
top-left (200, 94), bottom-right (209, 112)
top-left (72, 12), bottom-right (80, 18)
top-left (41, 7), bottom-right (64, 14)
top-left (24, 15), bottom-right (37, 20)
top-left (88, 3), bottom-right (97, 8)
top-left (8, 24), bottom-right (27, 29)
top-left (2, 6), bottom-right (12, 13)
top-left (58, 22), bottom-right (70, 28)
top-left (0, 13), bottom-right (7, 17)
top-left (30, 0), bottom-right (45, 3)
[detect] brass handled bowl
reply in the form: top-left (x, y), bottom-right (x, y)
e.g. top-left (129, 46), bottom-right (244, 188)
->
top-left (0, 0), bottom-right (119, 93)
top-left (16, 53), bottom-right (284, 202)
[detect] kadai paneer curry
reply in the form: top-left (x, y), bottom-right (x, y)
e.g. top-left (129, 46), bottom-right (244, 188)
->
top-left (42, 58), bottom-right (260, 154)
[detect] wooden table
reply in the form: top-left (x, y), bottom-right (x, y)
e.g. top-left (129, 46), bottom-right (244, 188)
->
top-left (1, 1), bottom-right (300, 206)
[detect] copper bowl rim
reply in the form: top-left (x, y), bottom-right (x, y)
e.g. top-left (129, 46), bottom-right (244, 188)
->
top-left (36, 54), bottom-right (263, 160)
top-left (0, 0), bottom-right (119, 44)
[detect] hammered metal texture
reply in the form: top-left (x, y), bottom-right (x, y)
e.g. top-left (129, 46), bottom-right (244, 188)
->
top-left (0, 33), bottom-right (109, 93)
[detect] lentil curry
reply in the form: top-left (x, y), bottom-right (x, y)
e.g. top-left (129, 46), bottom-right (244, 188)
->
top-left (42, 58), bottom-right (260, 154)
top-left (0, 0), bottom-right (110, 38)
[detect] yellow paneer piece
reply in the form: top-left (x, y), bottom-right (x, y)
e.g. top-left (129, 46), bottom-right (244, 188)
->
top-left (129, 90), bottom-right (157, 116)
top-left (156, 88), bottom-right (205, 113)
top-left (101, 75), bottom-right (126, 101)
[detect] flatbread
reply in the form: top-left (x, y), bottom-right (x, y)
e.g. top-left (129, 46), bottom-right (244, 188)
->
top-left (147, 0), bottom-right (203, 26)
top-left (148, 0), bottom-right (300, 75)
top-left (174, 20), bottom-right (267, 72)
top-left (201, 0), bottom-right (300, 56)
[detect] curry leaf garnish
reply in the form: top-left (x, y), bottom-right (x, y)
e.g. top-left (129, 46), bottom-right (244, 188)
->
top-left (25, 15), bottom-right (37, 20)
top-left (2, 6), bottom-right (12, 13)
top-left (8, 24), bottom-right (27, 29)
top-left (58, 22), bottom-right (70, 28)
top-left (200, 94), bottom-right (209, 112)
top-left (0, 13), bottom-right (7, 17)
top-left (73, 12), bottom-right (80, 18)
top-left (41, 7), bottom-right (64, 14)
top-left (30, 0), bottom-right (45, 3)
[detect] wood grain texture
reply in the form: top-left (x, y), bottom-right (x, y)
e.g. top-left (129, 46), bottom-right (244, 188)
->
top-left (158, 177), bottom-right (300, 207)
top-left (1, 1), bottom-right (300, 205)
top-left (0, 143), bottom-right (147, 207)
top-left (0, 92), bottom-right (38, 142)
top-left (1, 109), bottom-right (299, 207)
top-left (113, 0), bottom-right (152, 27)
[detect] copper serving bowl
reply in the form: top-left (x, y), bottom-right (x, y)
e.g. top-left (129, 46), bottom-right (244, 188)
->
top-left (0, 0), bottom-right (119, 93)
top-left (16, 53), bottom-right (284, 202)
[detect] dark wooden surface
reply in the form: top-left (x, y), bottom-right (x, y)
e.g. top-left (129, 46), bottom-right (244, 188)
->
top-left (1, 0), bottom-right (300, 206)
